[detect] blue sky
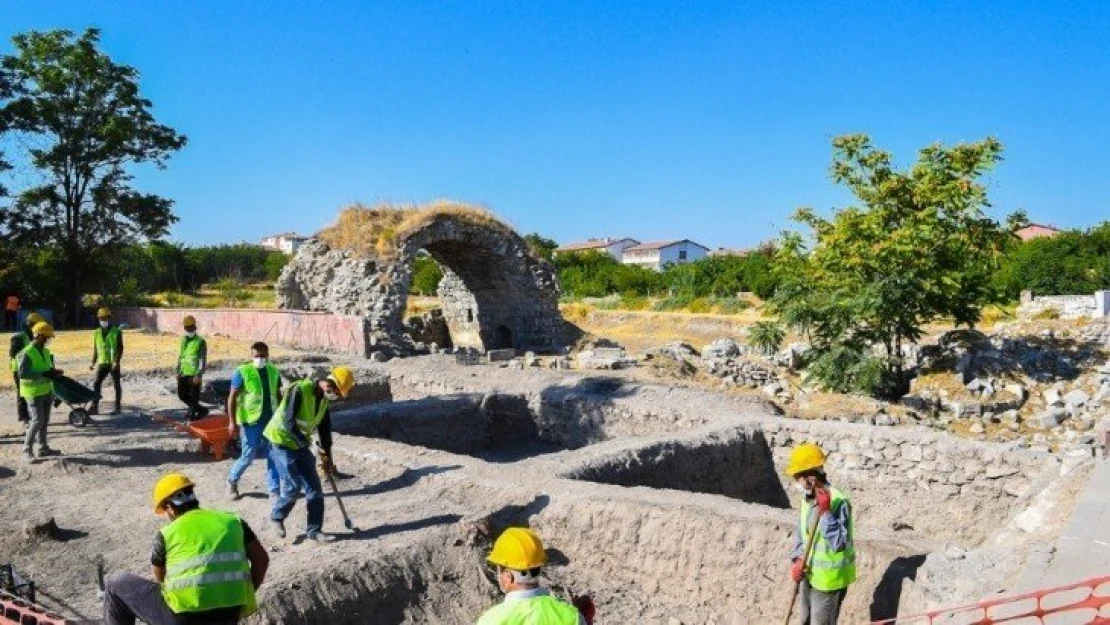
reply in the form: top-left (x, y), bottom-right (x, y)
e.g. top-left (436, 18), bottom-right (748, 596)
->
top-left (3, 2), bottom-right (1108, 248)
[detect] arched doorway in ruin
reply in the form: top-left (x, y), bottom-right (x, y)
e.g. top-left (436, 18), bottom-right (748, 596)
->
top-left (276, 203), bottom-right (568, 353)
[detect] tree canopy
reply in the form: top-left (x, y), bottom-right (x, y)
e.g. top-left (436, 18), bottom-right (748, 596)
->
top-left (0, 28), bottom-right (186, 317)
top-left (773, 134), bottom-right (1018, 398)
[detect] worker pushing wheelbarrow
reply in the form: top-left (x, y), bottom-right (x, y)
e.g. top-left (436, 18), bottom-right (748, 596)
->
top-left (52, 375), bottom-right (100, 427)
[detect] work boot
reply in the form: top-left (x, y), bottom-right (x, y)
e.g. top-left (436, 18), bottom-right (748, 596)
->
top-left (110, 402), bottom-right (121, 416)
top-left (196, 405), bottom-right (210, 419)
top-left (89, 402), bottom-right (99, 416)
top-left (268, 519), bottom-right (286, 539)
top-left (37, 447), bottom-right (61, 458)
top-left (227, 480), bottom-right (240, 500)
top-left (22, 451), bottom-right (34, 464)
top-left (306, 531), bottom-right (336, 544)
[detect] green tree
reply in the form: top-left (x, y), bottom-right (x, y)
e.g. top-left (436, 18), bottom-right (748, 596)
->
top-left (524, 233), bottom-right (558, 260)
top-left (411, 254), bottom-right (444, 295)
top-left (773, 134), bottom-right (1016, 398)
top-left (0, 28), bottom-right (187, 319)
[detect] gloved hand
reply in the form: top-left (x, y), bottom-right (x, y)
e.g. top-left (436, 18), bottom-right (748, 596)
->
top-left (572, 595), bottom-right (595, 625)
top-left (790, 558), bottom-right (804, 583)
top-left (815, 487), bottom-right (831, 515)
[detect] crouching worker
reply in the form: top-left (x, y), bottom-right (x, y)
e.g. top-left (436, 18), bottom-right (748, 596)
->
top-left (478, 527), bottom-right (591, 625)
top-left (102, 473), bottom-right (268, 625)
top-left (786, 442), bottom-right (856, 625)
top-left (264, 366), bottom-right (355, 543)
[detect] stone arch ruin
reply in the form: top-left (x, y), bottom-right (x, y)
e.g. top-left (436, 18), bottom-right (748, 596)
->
top-left (276, 204), bottom-right (567, 353)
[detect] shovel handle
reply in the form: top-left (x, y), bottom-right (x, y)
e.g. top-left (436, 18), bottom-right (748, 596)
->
top-left (783, 510), bottom-right (823, 625)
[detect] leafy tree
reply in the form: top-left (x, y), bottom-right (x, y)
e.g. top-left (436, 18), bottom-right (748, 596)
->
top-left (524, 233), bottom-right (558, 260)
top-left (0, 28), bottom-right (187, 319)
top-left (995, 222), bottom-right (1110, 297)
top-left (773, 134), bottom-right (1016, 398)
top-left (411, 254), bottom-right (444, 295)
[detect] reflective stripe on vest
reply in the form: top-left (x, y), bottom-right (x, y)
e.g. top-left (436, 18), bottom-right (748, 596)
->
top-left (800, 487), bottom-right (857, 592)
top-left (476, 593), bottom-right (582, 625)
top-left (179, 336), bottom-right (205, 376)
top-left (263, 379), bottom-right (328, 450)
top-left (160, 509), bottom-right (256, 615)
top-left (9, 332), bottom-right (29, 372)
top-left (18, 344), bottom-right (53, 400)
top-left (235, 364), bottom-right (281, 425)
top-left (94, 326), bottom-right (122, 365)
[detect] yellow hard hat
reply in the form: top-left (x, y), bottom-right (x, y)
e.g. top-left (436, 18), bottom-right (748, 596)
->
top-left (97, 307), bottom-right (112, 319)
top-left (152, 473), bottom-right (195, 514)
top-left (487, 527), bottom-right (547, 571)
top-left (785, 442), bottom-right (826, 477)
top-left (182, 315), bottom-right (196, 327)
top-left (32, 322), bottom-right (54, 338)
top-left (328, 366), bottom-right (355, 398)
top-left (25, 312), bottom-right (44, 327)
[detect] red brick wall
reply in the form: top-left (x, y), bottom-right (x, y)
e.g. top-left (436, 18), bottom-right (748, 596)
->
top-left (114, 308), bottom-right (369, 357)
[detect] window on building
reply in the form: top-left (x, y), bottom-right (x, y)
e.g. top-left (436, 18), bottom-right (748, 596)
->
top-left (678, 250), bottom-right (687, 260)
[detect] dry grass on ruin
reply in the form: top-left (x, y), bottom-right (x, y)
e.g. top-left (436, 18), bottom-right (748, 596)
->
top-left (318, 201), bottom-right (515, 259)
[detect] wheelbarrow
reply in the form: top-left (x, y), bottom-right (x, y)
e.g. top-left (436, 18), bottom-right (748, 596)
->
top-left (53, 375), bottom-right (101, 427)
top-left (152, 413), bottom-right (240, 461)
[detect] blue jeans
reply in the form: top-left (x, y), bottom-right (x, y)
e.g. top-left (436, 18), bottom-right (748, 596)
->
top-left (270, 444), bottom-right (324, 535)
top-left (227, 420), bottom-right (285, 495)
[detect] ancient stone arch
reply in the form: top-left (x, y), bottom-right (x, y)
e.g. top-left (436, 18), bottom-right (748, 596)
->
top-left (276, 205), bottom-right (566, 353)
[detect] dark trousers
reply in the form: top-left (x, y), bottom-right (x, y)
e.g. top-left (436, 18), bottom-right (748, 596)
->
top-left (4, 310), bottom-right (15, 331)
top-left (13, 373), bottom-right (29, 422)
top-left (102, 572), bottom-right (239, 625)
top-left (93, 364), bottom-right (122, 406)
top-left (798, 579), bottom-right (847, 625)
top-left (177, 375), bottom-right (202, 412)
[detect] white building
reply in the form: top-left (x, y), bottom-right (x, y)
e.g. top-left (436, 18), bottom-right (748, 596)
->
top-left (554, 237), bottom-right (640, 260)
top-left (621, 240), bottom-right (709, 271)
top-left (260, 232), bottom-right (309, 255)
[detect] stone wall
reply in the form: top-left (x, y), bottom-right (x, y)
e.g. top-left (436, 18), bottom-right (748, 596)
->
top-left (1017, 291), bottom-right (1110, 319)
top-left (277, 214), bottom-right (568, 352)
top-left (114, 307), bottom-right (370, 356)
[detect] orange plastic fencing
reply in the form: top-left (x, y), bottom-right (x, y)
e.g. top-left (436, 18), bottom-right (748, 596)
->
top-left (872, 575), bottom-right (1110, 625)
top-left (0, 590), bottom-right (69, 625)
top-left (152, 413), bottom-right (233, 460)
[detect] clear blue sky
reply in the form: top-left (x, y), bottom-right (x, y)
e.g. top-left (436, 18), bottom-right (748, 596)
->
top-left (4, 2), bottom-right (1108, 248)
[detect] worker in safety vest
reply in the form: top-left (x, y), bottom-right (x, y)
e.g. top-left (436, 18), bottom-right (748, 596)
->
top-left (4, 293), bottom-right (19, 331)
top-left (177, 315), bottom-right (209, 420)
top-left (17, 322), bottom-right (63, 463)
top-left (89, 307), bottom-right (124, 415)
top-left (477, 527), bottom-right (591, 625)
top-left (101, 473), bottom-right (268, 625)
top-left (786, 442), bottom-right (856, 625)
top-left (226, 341), bottom-right (289, 501)
top-left (9, 312), bottom-right (44, 425)
top-left (263, 366), bottom-right (355, 543)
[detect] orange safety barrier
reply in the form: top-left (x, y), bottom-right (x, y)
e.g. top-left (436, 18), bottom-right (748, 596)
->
top-left (0, 590), bottom-right (69, 625)
top-left (152, 413), bottom-right (234, 460)
top-left (872, 575), bottom-right (1110, 624)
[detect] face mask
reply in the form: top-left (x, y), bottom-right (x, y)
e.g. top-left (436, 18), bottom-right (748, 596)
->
top-left (99, 320), bottom-right (110, 328)
top-left (253, 357), bottom-right (268, 368)
top-left (324, 391), bottom-right (340, 402)
top-left (184, 331), bottom-right (196, 338)
top-left (794, 481), bottom-right (810, 494)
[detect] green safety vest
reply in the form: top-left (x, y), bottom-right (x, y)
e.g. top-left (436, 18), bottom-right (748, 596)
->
top-left (800, 487), bottom-right (857, 592)
top-left (234, 363), bottom-right (281, 426)
top-left (476, 593), bottom-right (582, 625)
top-left (178, 335), bottom-right (206, 376)
top-left (263, 379), bottom-right (328, 450)
top-left (159, 508), bottom-right (256, 616)
top-left (94, 326), bottom-right (122, 365)
top-left (18, 343), bottom-right (54, 400)
top-left (9, 331), bottom-right (29, 372)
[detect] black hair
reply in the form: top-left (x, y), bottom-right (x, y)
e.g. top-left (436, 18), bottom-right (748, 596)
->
top-left (251, 342), bottom-right (269, 355)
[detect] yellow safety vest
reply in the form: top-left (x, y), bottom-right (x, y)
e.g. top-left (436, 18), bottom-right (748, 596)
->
top-left (476, 593), bottom-right (582, 625)
top-left (234, 363), bottom-right (281, 425)
top-left (263, 379), bottom-right (328, 450)
top-left (178, 335), bottom-right (205, 376)
top-left (18, 343), bottom-right (54, 400)
top-left (800, 487), bottom-right (857, 592)
top-left (94, 326), bottom-right (122, 365)
top-left (160, 508), bottom-right (256, 616)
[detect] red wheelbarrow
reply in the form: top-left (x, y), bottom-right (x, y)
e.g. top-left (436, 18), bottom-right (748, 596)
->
top-left (152, 413), bottom-right (238, 461)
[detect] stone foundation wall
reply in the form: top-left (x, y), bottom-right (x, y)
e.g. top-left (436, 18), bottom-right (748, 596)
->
top-left (115, 307), bottom-right (370, 356)
top-left (1017, 291), bottom-right (1109, 319)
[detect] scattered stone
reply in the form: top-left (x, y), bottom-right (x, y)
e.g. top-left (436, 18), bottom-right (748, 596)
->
top-left (23, 516), bottom-right (60, 541)
top-left (1005, 383), bottom-right (1027, 403)
top-left (487, 349), bottom-right (516, 363)
top-left (702, 338), bottom-right (741, 360)
top-left (969, 422), bottom-right (985, 434)
top-left (945, 545), bottom-right (967, 560)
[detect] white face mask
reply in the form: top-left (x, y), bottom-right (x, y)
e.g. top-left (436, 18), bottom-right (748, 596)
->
top-left (793, 481), bottom-right (809, 494)
top-left (184, 331), bottom-right (196, 338)
top-left (99, 320), bottom-right (110, 328)
top-left (253, 357), bottom-right (268, 368)
top-left (324, 391), bottom-right (340, 402)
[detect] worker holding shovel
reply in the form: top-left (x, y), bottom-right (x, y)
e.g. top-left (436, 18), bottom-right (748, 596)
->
top-left (785, 442), bottom-right (856, 625)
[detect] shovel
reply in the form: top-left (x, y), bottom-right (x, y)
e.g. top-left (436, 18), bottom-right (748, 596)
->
top-left (783, 508), bottom-right (822, 625)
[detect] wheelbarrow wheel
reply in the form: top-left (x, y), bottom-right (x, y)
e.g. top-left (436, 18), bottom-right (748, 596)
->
top-left (69, 408), bottom-right (91, 427)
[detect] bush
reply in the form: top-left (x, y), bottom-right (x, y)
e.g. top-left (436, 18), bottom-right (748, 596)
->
top-left (213, 278), bottom-right (252, 308)
top-left (1033, 308), bottom-right (1061, 320)
top-left (748, 320), bottom-right (785, 355)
